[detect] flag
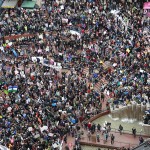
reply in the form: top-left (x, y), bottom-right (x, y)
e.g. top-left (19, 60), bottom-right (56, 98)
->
top-left (8, 86), bottom-right (13, 92)
top-left (8, 86), bottom-right (18, 93)
top-left (12, 86), bottom-right (18, 93)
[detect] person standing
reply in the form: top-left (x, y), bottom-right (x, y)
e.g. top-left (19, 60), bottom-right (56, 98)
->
top-left (111, 134), bottom-right (115, 144)
top-left (87, 131), bottom-right (91, 141)
top-left (139, 136), bottom-right (144, 145)
top-left (103, 132), bottom-right (107, 143)
top-left (119, 124), bottom-right (123, 135)
top-left (106, 131), bottom-right (109, 142)
top-left (132, 127), bottom-right (136, 138)
top-left (64, 134), bottom-right (67, 144)
top-left (96, 132), bottom-right (100, 142)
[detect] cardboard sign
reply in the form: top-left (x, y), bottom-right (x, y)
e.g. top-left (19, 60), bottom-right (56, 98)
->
top-left (32, 57), bottom-right (43, 63)
top-left (62, 18), bottom-right (68, 23)
top-left (143, 2), bottom-right (150, 17)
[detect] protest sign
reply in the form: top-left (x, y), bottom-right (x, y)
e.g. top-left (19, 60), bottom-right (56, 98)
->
top-left (62, 18), bottom-right (68, 23)
top-left (32, 57), bottom-right (43, 63)
top-left (143, 2), bottom-right (150, 17)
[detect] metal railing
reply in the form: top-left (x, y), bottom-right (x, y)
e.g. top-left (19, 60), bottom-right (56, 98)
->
top-left (110, 127), bottom-right (147, 136)
top-left (80, 136), bottom-right (138, 149)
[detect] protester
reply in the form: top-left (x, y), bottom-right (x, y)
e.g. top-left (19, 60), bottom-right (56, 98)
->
top-left (132, 127), bottom-right (137, 138)
top-left (96, 132), bottom-right (100, 142)
top-left (139, 136), bottom-right (144, 145)
top-left (0, 0), bottom-right (149, 150)
top-left (111, 134), bottom-right (115, 145)
top-left (119, 124), bottom-right (123, 135)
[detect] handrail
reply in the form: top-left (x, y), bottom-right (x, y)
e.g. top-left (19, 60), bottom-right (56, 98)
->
top-left (110, 127), bottom-right (148, 136)
top-left (80, 136), bottom-right (138, 149)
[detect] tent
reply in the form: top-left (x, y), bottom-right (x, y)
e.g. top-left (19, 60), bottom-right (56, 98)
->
top-left (21, 0), bottom-right (36, 9)
top-left (1, 0), bottom-right (18, 8)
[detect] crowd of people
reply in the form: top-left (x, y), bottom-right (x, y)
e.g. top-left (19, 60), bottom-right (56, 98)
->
top-left (0, 0), bottom-right (149, 150)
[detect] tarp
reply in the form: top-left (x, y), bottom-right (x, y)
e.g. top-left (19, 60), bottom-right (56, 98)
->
top-left (1, 0), bottom-right (18, 8)
top-left (21, 0), bottom-right (36, 8)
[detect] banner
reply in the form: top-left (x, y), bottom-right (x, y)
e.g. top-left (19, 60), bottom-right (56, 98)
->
top-left (143, 2), bottom-right (150, 17)
top-left (32, 57), bottom-right (62, 71)
top-left (32, 57), bottom-right (43, 63)
top-left (43, 63), bottom-right (62, 71)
